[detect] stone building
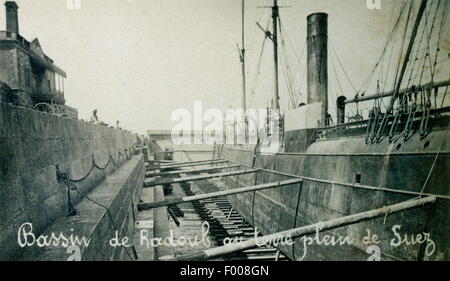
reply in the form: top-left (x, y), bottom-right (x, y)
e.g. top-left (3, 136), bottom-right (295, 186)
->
top-left (0, 1), bottom-right (77, 118)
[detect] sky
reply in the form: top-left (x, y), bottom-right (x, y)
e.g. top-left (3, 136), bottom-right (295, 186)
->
top-left (0, 0), bottom-right (448, 134)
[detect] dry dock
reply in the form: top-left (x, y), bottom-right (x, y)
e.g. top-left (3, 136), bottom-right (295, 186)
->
top-left (134, 153), bottom-right (289, 261)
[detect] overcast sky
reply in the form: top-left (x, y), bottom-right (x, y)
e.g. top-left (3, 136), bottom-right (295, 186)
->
top-left (1, 0), bottom-right (448, 134)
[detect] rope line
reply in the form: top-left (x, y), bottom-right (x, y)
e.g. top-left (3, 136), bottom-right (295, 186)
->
top-left (291, 181), bottom-right (303, 261)
top-left (419, 128), bottom-right (449, 197)
top-left (57, 176), bottom-right (134, 261)
top-left (55, 147), bottom-right (135, 260)
top-left (59, 148), bottom-right (132, 183)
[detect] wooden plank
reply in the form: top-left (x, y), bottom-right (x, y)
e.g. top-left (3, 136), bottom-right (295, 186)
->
top-left (149, 150), bottom-right (214, 155)
top-left (150, 159), bottom-right (228, 170)
top-left (143, 169), bottom-right (257, 188)
top-left (160, 158), bottom-right (224, 167)
top-left (138, 178), bottom-right (302, 210)
top-left (146, 164), bottom-right (241, 178)
top-left (146, 160), bottom-right (175, 163)
top-left (172, 196), bottom-right (436, 261)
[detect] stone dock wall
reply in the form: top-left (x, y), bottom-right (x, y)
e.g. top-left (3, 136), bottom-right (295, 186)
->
top-left (0, 102), bottom-right (143, 260)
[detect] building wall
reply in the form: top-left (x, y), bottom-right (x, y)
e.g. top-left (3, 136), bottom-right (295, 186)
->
top-left (0, 102), bottom-right (139, 260)
top-left (0, 46), bottom-right (16, 87)
top-left (0, 43), bottom-right (64, 107)
top-left (17, 48), bottom-right (32, 93)
top-left (20, 155), bottom-right (145, 261)
top-left (0, 46), bottom-right (34, 107)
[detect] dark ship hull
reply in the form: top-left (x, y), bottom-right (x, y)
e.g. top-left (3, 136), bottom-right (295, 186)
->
top-left (213, 0), bottom-right (449, 261)
top-left (218, 116), bottom-right (449, 261)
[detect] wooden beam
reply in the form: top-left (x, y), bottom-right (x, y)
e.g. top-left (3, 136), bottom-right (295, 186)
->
top-left (172, 196), bottom-right (436, 261)
top-left (156, 159), bottom-right (227, 169)
top-left (159, 158), bottom-right (223, 166)
top-left (146, 160), bottom-right (175, 163)
top-left (146, 164), bottom-right (241, 178)
top-left (150, 150), bottom-right (213, 155)
top-left (138, 178), bottom-right (303, 210)
top-left (143, 169), bottom-right (257, 188)
top-left (146, 160), bottom-right (229, 171)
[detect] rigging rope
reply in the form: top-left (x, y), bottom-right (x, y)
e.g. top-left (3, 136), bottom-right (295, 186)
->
top-left (55, 148), bottom-right (135, 260)
top-left (415, 1), bottom-right (440, 87)
top-left (279, 18), bottom-right (308, 102)
top-left (58, 177), bottom-right (135, 261)
top-left (373, 1), bottom-right (416, 142)
top-left (431, 0), bottom-right (448, 82)
top-left (279, 24), bottom-right (300, 108)
top-left (250, 19), bottom-right (271, 98)
top-left (358, 0), bottom-right (408, 95)
top-left (291, 181), bottom-right (303, 261)
top-left (330, 42), bottom-right (357, 94)
top-left (404, 2), bottom-right (432, 92)
top-left (328, 53), bottom-right (341, 118)
top-left (419, 128), bottom-right (449, 197)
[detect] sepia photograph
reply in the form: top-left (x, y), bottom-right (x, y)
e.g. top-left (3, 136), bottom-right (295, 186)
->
top-left (0, 0), bottom-right (449, 273)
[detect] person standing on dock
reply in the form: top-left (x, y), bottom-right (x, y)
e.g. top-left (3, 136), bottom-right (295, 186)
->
top-left (90, 109), bottom-right (99, 123)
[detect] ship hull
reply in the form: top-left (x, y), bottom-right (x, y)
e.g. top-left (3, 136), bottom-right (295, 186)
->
top-left (220, 128), bottom-right (450, 261)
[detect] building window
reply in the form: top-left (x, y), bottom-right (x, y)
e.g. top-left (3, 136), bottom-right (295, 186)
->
top-left (48, 79), bottom-right (51, 92)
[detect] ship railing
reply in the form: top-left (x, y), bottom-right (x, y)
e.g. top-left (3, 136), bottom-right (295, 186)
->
top-left (312, 80), bottom-right (450, 142)
top-left (314, 105), bottom-right (450, 141)
top-left (312, 119), bottom-right (369, 142)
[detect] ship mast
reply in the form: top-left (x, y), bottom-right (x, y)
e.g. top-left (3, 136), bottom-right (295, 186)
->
top-left (272, 0), bottom-right (280, 110)
top-left (237, 0), bottom-right (247, 142)
top-left (238, 0), bottom-right (247, 112)
top-left (256, 0), bottom-right (280, 110)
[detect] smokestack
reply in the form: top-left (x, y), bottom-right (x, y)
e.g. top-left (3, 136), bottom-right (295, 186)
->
top-left (5, 1), bottom-right (19, 34)
top-left (307, 13), bottom-right (328, 126)
top-left (336, 96), bottom-right (346, 124)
